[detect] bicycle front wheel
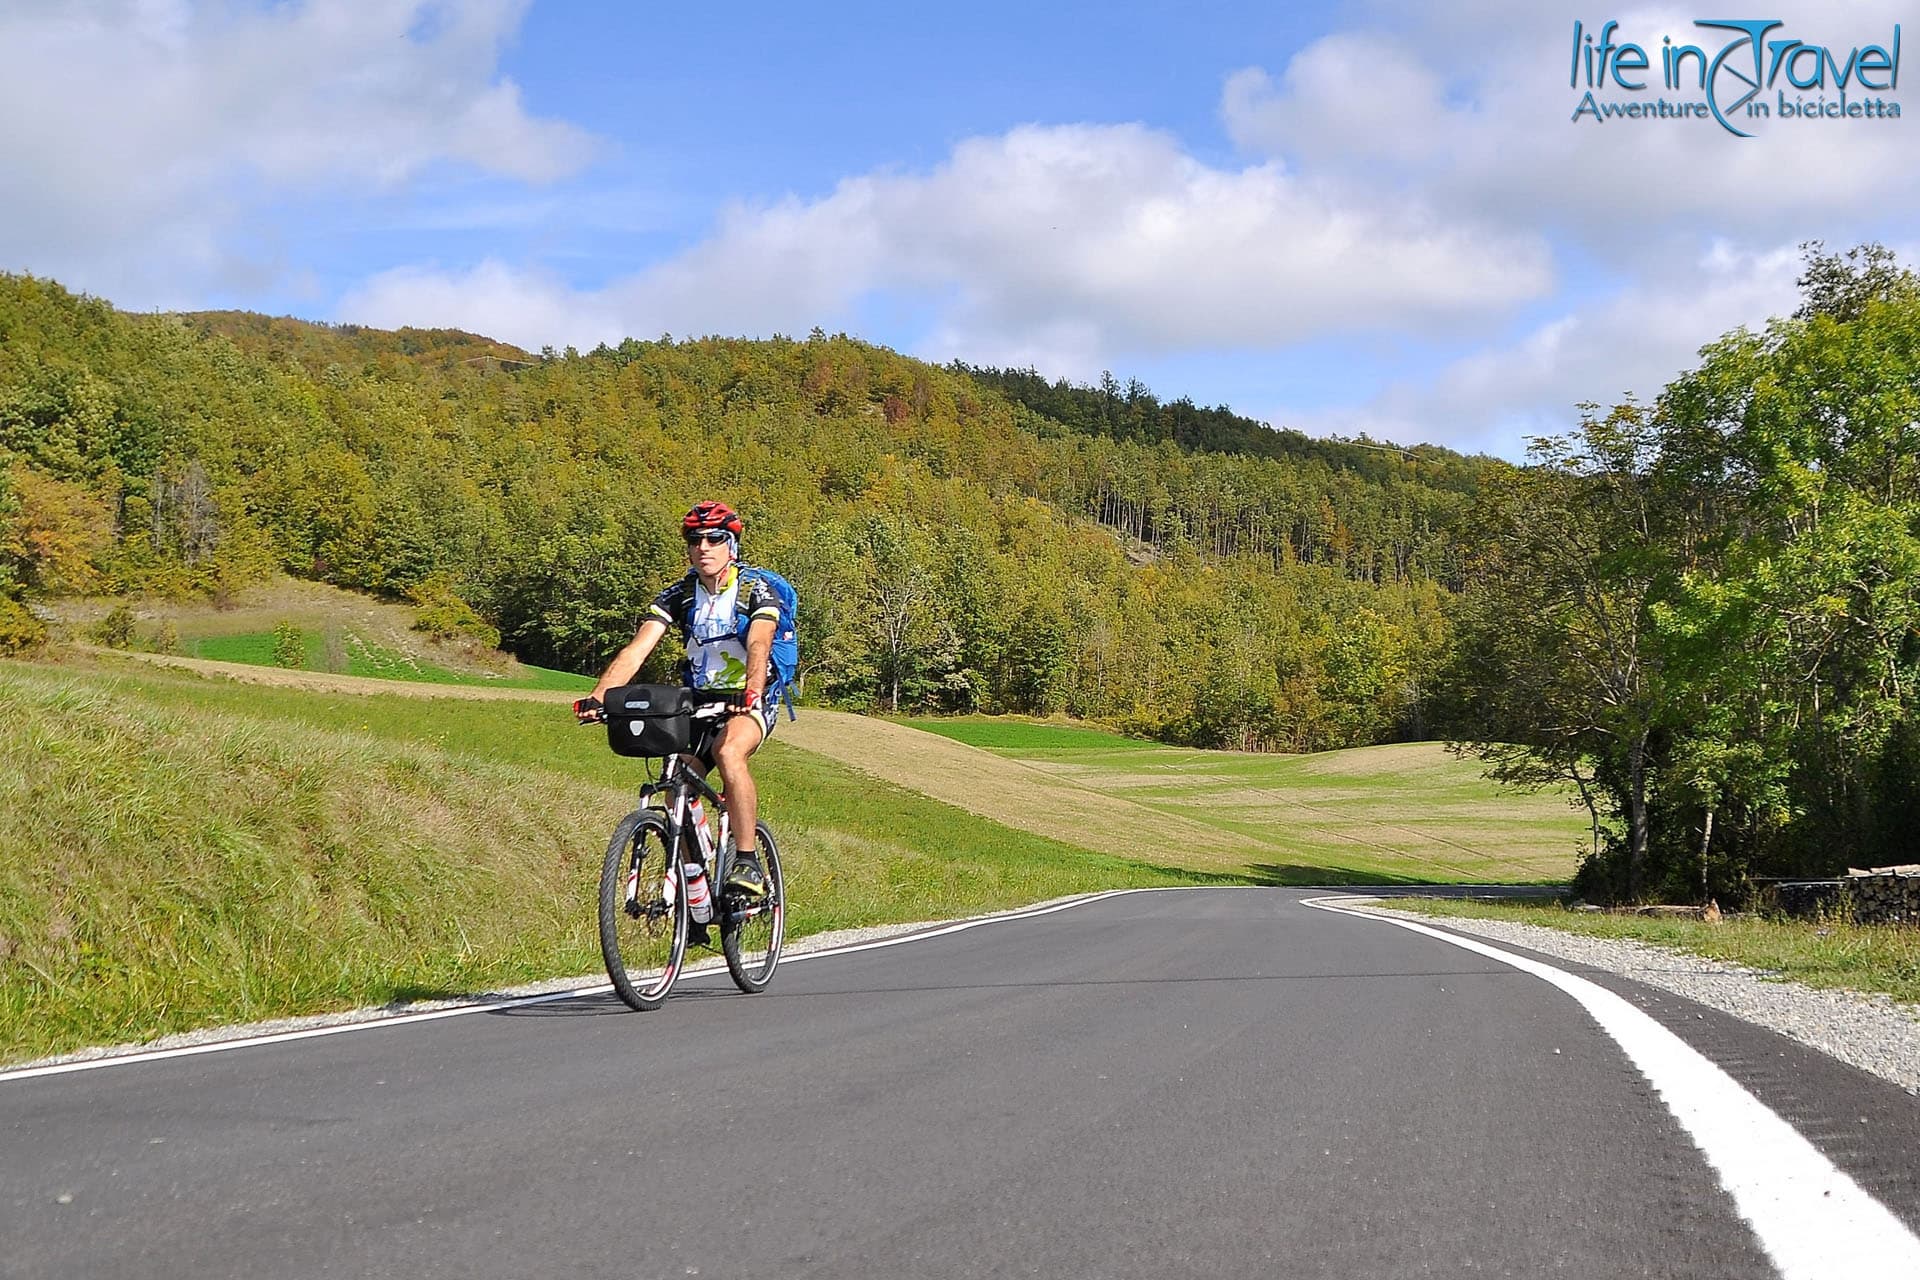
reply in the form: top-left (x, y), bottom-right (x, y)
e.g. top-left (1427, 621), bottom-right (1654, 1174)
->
top-left (720, 822), bottom-right (785, 993)
top-left (599, 809), bottom-right (689, 1010)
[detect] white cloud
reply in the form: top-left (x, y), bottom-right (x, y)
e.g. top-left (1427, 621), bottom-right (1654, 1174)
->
top-left (340, 122), bottom-right (1554, 359)
top-left (1214, 1), bottom-right (1918, 451)
top-left (1223, 2), bottom-right (1917, 250)
top-left (341, 259), bottom-right (614, 348)
top-left (1222, 40), bottom-right (1445, 168)
top-left (1280, 241), bottom-right (1807, 456)
top-left (0, 0), bottom-right (594, 303)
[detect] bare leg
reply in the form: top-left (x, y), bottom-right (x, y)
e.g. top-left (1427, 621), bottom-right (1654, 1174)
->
top-left (713, 713), bottom-right (765, 855)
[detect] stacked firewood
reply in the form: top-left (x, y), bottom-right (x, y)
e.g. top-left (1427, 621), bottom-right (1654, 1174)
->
top-left (1843, 865), bottom-right (1920, 925)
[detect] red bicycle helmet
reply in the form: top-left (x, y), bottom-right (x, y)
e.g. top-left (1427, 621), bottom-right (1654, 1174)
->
top-left (682, 500), bottom-right (744, 537)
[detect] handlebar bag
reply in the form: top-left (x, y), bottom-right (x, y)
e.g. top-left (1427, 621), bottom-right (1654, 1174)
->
top-left (604, 684), bottom-right (694, 758)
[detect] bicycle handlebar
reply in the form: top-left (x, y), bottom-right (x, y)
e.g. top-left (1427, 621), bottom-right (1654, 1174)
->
top-left (572, 688), bottom-right (749, 724)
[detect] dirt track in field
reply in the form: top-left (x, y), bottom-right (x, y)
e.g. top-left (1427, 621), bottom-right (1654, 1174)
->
top-left (76, 647), bottom-right (578, 702)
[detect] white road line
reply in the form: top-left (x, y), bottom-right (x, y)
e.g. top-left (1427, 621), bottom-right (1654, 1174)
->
top-left (779, 886), bottom-right (1166, 963)
top-left (0, 887), bottom-right (1174, 1085)
top-left (1307, 896), bottom-right (1920, 1280)
top-left (0, 985), bottom-right (613, 1084)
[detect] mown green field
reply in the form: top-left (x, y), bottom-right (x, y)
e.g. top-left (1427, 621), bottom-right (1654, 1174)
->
top-left (905, 716), bottom-right (1584, 884)
top-left (0, 660), bottom-right (1216, 1064)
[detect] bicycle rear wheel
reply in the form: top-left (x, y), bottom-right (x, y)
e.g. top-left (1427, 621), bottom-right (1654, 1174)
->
top-left (720, 822), bottom-right (784, 993)
top-left (598, 809), bottom-right (688, 1010)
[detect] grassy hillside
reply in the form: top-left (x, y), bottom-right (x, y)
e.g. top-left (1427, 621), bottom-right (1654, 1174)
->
top-left (48, 576), bottom-right (591, 691)
top-left (180, 631), bottom-right (586, 689)
top-left (0, 658), bottom-right (1215, 1064)
top-left (903, 716), bottom-right (1163, 752)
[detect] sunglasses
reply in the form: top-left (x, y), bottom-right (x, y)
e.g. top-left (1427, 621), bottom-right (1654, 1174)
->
top-left (684, 530), bottom-right (731, 546)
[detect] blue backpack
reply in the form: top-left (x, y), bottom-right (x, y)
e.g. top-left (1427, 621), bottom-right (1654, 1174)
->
top-left (734, 565), bottom-right (800, 719)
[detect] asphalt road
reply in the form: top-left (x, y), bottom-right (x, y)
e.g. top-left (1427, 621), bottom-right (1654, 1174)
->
top-left (4, 889), bottom-right (1917, 1279)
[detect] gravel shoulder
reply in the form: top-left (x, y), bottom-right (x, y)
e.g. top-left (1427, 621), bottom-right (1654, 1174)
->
top-left (1354, 900), bottom-right (1920, 1096)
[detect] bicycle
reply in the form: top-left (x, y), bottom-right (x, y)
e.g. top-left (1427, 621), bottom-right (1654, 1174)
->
top-left (583, 687), bottom-right (786, 1011)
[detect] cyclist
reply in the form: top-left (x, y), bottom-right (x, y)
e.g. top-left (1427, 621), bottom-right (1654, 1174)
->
top-left (576, 500), bottom-right (776, 899)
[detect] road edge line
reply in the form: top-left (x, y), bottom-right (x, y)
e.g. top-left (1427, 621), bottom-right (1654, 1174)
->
top-left (0, 886), bottom-right (1200, 1085)
top-left (1305, 894), bottom-right (1920, 1280)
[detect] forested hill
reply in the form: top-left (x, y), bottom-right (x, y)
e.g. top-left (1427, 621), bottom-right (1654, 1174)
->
top-left (956, 363), bottom-right (1491, 493)
top-left (0, 272), bottom-right (1484, 751)
top-left (184, 310), bottom-right (536, 370)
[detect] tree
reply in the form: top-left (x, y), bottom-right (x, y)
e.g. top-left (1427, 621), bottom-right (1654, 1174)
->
top-left (1656, 262), bottom-right (1920, 876)
top-left (271, 620), bottom-right (305, 669)
top-left (859, 517), bottom-right (952, 713)
top-left (1005, 606), bottom-right (1070, 714)
top-left (1458, 245), bottom-right (1920, 899)
top-left (785, 519), bottom-right (872, 703)
top-left (2, 463), bottom-right (112, 595)
top-left (152, 461), bottom-right (221, 565)
top-left (0, 457), bottom-right (18, 600)
top-left (1449, 406), bottom-right (1676, 899)
top-left (1794, 241), bottom-right (1918, 323)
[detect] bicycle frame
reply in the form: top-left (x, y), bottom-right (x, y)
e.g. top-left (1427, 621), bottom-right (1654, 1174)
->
top-left (632, 704), bottom-right (770, 929)
top-left (639, 754), bottom-right (729, 896)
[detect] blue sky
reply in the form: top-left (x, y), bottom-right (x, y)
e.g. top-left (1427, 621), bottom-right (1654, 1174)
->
top-left (2, 1), bottom-right (1914, 458)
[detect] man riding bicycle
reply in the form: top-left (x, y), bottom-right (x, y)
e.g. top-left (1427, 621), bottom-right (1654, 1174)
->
top-left (575, 500), bottom-right (776, 900)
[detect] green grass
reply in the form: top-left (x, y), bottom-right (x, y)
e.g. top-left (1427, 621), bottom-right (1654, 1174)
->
top-left (188, 630), bottom-right (591, 691)
top-left (1389, 897), bottom-right (1920, 1005)
top-left (192, 631), bottom-right (322, 669)
top-left (898, 726), bottom-right (1584, 885)
top-left (905, 715), bottom-right (1164, 753)
top-left (0, 659), bottom-right (1213, 1064)
top-left (489, 662), bottom-right (594, 691)
top-left (99, 671), bottom-right (1221, 927)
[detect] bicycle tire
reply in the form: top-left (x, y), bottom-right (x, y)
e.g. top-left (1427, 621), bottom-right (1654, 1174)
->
top-left (598, 809), bottom-right (689, 1010)
top-left (720, 821), bottom-right (784, 993)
